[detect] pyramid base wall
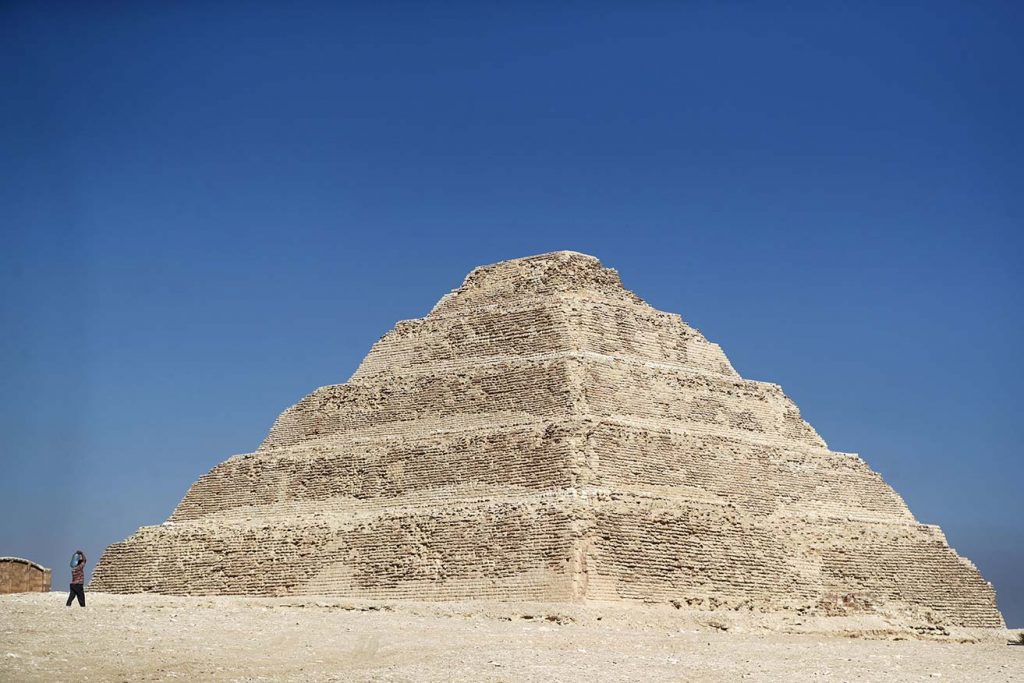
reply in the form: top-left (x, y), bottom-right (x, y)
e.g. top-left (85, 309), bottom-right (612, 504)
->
top-left (584, 500), bottom-right (1005, 628)
top-left (93, 496), bottom-right (1004, 628)
top-left (90, 501), bottom-right (580, 601)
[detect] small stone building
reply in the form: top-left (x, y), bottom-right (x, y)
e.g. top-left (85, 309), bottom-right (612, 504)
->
top-left (0, 557), bottom-right (52, 593)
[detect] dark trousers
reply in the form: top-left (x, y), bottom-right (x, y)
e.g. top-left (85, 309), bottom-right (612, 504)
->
top-left (66, 583), bottom-right (85, 607)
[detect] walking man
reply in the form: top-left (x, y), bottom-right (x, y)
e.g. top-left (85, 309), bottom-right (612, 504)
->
top-left (66, 550), bottom-right (86, 607)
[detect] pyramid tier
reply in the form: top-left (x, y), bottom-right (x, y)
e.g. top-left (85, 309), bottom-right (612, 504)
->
top-left (172, 420), bottom-right (579, 523)
top-left (261, 355), bottom-right (824, 451)
top-left (586, 496), bottom-right (1004, 627)
top-left (351, 294), bottom-right (736, 382)
top-left (577, 356), bottom-right (825, 448)
top-left (581, 420), bottom-right (912, 523)
top-left (91, 498), bottom-right (582, 600)
top-left (261, 357), bottom-right (572, 449)
top-left (90, 491), bottom-right (1003, 627)
top-left (175, 418), bottom-right (907, 527)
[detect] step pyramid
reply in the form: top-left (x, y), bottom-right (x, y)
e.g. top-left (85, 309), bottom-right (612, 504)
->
top-left (91, 251), bottom-right (1004, 627)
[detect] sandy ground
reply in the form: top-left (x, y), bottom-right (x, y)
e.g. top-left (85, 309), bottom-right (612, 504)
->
top-left (1, 593), bottom-right (1021, 682)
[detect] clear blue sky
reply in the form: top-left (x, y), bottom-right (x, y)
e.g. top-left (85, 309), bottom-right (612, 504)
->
top-left (2, 2), bottom-right (1021, 626)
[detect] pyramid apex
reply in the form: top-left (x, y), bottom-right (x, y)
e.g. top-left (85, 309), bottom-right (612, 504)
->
top-left (431, 250), bottom-right (640, 315)
top-left (470, 250), bottom-right (604, 272)
top-left (517, 249), bottom-right (600, 260)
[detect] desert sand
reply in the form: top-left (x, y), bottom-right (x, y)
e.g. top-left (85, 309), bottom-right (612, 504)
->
top-left (1, 592), bottom-right (1020, 682)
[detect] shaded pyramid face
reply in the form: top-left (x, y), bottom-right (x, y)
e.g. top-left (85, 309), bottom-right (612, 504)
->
top-left (91, 252), bottom-right (1004, 627)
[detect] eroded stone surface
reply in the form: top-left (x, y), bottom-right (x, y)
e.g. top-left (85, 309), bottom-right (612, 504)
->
top-left (0, 557), bottom-right (52, 594)
top-left (90, 251), bottom-right (1005, 628)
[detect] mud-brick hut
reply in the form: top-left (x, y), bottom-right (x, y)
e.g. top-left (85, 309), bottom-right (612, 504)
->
top-left (0, 557), bottom-right (52, 593)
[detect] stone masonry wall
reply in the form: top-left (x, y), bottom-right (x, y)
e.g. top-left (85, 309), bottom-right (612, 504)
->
top-left (0, 558), bottom-right (52, 594)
